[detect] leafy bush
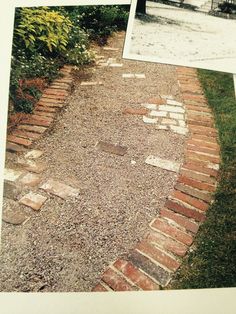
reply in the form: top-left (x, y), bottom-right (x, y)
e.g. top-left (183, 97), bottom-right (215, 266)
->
top-left (14, 7), bottom-right (72, 54)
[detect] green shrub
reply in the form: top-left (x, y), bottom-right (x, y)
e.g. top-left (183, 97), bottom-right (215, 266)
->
top-left (14, 7), bottom-right (72, 54)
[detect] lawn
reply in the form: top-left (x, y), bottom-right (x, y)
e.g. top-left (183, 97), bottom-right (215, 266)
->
top-left (172, 69), bottom-right (236, 289)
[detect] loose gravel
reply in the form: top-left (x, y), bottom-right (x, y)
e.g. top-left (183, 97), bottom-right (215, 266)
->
top-left (0, 32), bottom-right (185, 292)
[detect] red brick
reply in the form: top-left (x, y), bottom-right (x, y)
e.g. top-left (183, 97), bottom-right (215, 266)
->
top-left (187, 139), bottom-right (220, 151)
top-left (35, 105), bottom-right (57, 113)
top-left (186, 151), bottom-right (220, 164)
top-left (172, 190), bottom-right (208, 212)
top-left (11, 129), bottom-right (41, 140)
top-left (187, 144), bottom-right (219, 157)
top-left (146, 231), bottom-right (188, 257)
top-left (175, 182), bottom-right (212, 203)
top-left (136, 241), bottom-right (180, 272)
top-left (181, 168), bottom-right (216, 184)
top-left (34, 111), bottom-right (55, 118)
top-left (178, 175), bottom-right (215, 192)
top-left (186, 105), bottom-right (211, 113)
top-left (54, 78), bottom-right (73, 84)
top-left (165, 200), bottom-right (206, 222)
top-left (41, 94), bottom-right (67, 101)
top-left (182, 94), bottom-right (206, 101)
top-left (44, 88), bottom-right (68, 96)
top-left (182, 162), bottom-right (218, 178)
top-left (123, 108), bottom-right (148, 115)
top-left (113, 259), bottom-right (159, 290)
top-left (7, 135), bottom-right (32, 147)
top-left (150, 218), bottom-right (193, 246)
top-left (189, 125), bottom-right (218, 136)
top-left (92, 283), bottom-right (109, 292)
top-left (39, 97), bottom-right (64, 104)
top-left (187, 119), bottom-right (213, 128)
top-left (160, 208), bottom-right (199, 233)
top-left (101, 268), bottom-right (135, 291)
top-left (21, 116), bottom-right (52, 127)
top-left (147, 97), bottom-right (165, 105)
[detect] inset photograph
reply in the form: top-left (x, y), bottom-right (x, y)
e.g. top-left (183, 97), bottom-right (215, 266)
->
top-left (124, 0), bottom-right (236, 73)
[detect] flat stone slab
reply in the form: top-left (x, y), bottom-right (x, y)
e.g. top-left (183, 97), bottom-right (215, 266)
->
top-left (166, 99), bottom-right (183, 107)
top-left (122, 74), bottom-right (146, 78)
top-left (18, 173), bottom-right (41, 187)
top-left (4, 168), bottom-right (25, 182)
top-left (135, 74), bottom-right (146, 79)
top-left (25, 150), bottom-right (44, 159)
top-left (150, 110), bottom-right (167, 117)
top-left (17, 158), bottom-right (46, 174)
top-left (103, 47), bottom-right (119, 51)
top-left (169, 113), bottom-right (184, 120)
top-left (145, 156), bottom-right (181, 173)
top-left (6, 142), bottom-right (27, 153)
top-left (143, 116), bottom-right (158, 124)
top-left (3, 181), bottom-right (21, 200)
top-left (142, 103), bottom-right (158, 110)
top-left (170, 125), bottom-right (188, 135)
top-left (96, 141), bottom-right (127, 156)
top-left (19, 192), bottom-right (47, 211)
top-left (40, 179), bottom-right (80, 199)
top-left (2, 211), bottom-right (29, 225)
top-left (80, 81), bottom-right (103, 86)
top-left (159, 105), bottom-right (185, 114)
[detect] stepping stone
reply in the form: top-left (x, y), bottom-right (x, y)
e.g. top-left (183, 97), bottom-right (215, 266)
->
top-left (122, 74), bottom-right (135, 78)
top-left (2, 211), bottom-right (29, 225)
top-left (159, 105), bottom-right (185, 114)
top-left (166, 99), bottom-right (183, 107)
top-left (3, 181), bottom-right (21, 200)
top-left (103, 47), bottom-right (119, 51)
top-left (161, 118), bottom-right (177, 125)
top-left (145, 156), bottom-right (181, 173)
top-left (169, 113), bottom-right (184, 120)
top-left (143, 116), bottom-right (158, 124)
top-left (4, 168), bottom-right (25, 182)
top-left (80, 81), bottom-right (103, 86)
top-left (18, 173), bottom-right (41, 187)
top-left (40, 179), bottom-right (80, 200)
top-left (170, 125), bottom-right (188, 135)
top-left (150, 110), bottom-right (167, 117)
top-left (19, 192), bottom-right (47, 211)
top-left (96, 141), bottom-right (127, 156)
top-left (142, 103), bottom-right (158, 110)
top-left (17, 158), bottom-right (46, 174)
top-left (135, 74), bottom-right (146, 79)
top-left (25, 150), bottom-right (44, 159)
top-left (109, 63), bottom-right (123, 67)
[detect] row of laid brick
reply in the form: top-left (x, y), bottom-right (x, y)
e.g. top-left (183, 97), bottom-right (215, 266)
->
top-left (6, 65), bottom-right (74, 153)
top-left (92, 66), bottom-right (220, 292)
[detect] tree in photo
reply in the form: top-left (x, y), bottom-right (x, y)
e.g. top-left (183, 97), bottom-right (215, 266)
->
top-left (136, 0), bottom-right (147, 14)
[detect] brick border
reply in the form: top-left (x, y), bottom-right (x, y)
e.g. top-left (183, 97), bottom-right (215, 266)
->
top-left (6, 65), bottom-right (74, 153)
top-left (92, 66), bottom-right (220, 292)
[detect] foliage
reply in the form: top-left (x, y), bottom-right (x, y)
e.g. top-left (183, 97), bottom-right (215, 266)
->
top-left (14, 7), bottom-right (72, 54)
top-left (172, 70), bottom-right (236, 289)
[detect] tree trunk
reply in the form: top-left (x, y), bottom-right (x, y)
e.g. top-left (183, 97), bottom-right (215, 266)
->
top-left (136, 0), bottom-right (146, 14)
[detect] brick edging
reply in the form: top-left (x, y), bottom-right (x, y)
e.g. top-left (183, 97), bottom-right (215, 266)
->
top-left (92, 66), bottom-right (220, 292)
top-left (6, 65), bottom-right (75, 153)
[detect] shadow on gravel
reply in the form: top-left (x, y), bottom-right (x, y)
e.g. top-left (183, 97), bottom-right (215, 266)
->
top-left (136, 13), bottom-right (180, 26)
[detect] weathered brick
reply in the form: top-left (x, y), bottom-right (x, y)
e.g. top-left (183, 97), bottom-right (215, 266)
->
top-left (160, 207), bottom-right (199, 233)
top-left (6, 142), bottom-right (27, 153)
top-left (178, 175), bottom-right (215, 192)
top-left (187, 119), bottom-right (213, 128)
top-left (92, 283), bottom-right (109, 292)
top-left (180, 169), bottom-right (216, 184)
top-left (172, 190), bottom-right (208, 212)
top-left (25, 150), bottom-right (44, 159)
top-left (101, 268), bottom-right (135, 291)
top-left (123, 107), bottom-right (148, 115)
top-left (19, 192), bottom-right (47, 211)
top-left (165, 200), bottom-right (206, 222)
top-left (150, 218), bottom-right (193, 246)
top-left (175, 183), bottom-right (212, 203)
top-left (21, 116), bottom-right (52, 127)
top-left (161, 118), bottom-right (177, 125)
top-left (7, 135), bottom-right (32, 147)
top-left (147, 97), bottom-right (165, 105)
top-left (11, 129), bottom-right (41, 140)
top-left (146, 230), bottom-right (188, 257)
top-left (44, 89), bottom-right (68, 96)
top-left (129, 250), bottom-right (171, 286)
top-left (187, 144), bottom-right (219, 156)
top-left (186, 151), bottom-right (220, 164)
top-left (145, 156), bottom-right (181, 172)
top-left (18, 173), bottom-right (41, 187)
top-left (186, 105), bottom-right (211, 113)
top-left (35, 105), bottom-right (58, 113)
top-left (182, 162), bottom-right (218, 178)
top-left (189, 125), bottom-right (218, 136)
top-left (136, 241), bottom-right (180, 271)
top-left (4, 168), bottom-right (25, 182)
top-left (113, 259), bottom-right (159, 290)
top-left (34, 111), bottom-right (55, 118)
top-left (40, 179), bottom-right (79, 199)
top-left (187, 139), bottom-right (219, 150)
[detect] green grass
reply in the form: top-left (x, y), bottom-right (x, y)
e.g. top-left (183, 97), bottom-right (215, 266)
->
top-left (172, 70), bottom-right (236, 289)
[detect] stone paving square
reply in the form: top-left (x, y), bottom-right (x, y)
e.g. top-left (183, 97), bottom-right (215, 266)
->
top-left (145, 155), bottom-right (181, 173)
top-left (4, 168), bottom-right (25, 182)
top-left (19, 192), bottom-right (47, 211)
top-left (40, 179), bottom-right (80, 199)
top-left (25, 150), bottom-right (44, 159)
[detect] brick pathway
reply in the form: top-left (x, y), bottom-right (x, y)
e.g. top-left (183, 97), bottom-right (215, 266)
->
top-left (92, 67), bottom-right (220, 292)
top-left (2, 44), bottom-right (220, 292)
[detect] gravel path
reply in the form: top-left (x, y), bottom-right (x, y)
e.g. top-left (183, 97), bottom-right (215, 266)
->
top-left (0, 32), bottom-right (185, 292)
top-left (129, 2), bottom-right (236, 73)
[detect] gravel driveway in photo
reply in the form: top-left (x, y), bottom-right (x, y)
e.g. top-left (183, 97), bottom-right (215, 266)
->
top-left (0, 32), bottom-right (185, 292)
top-left (129, 1), bottom-right (236, 73)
